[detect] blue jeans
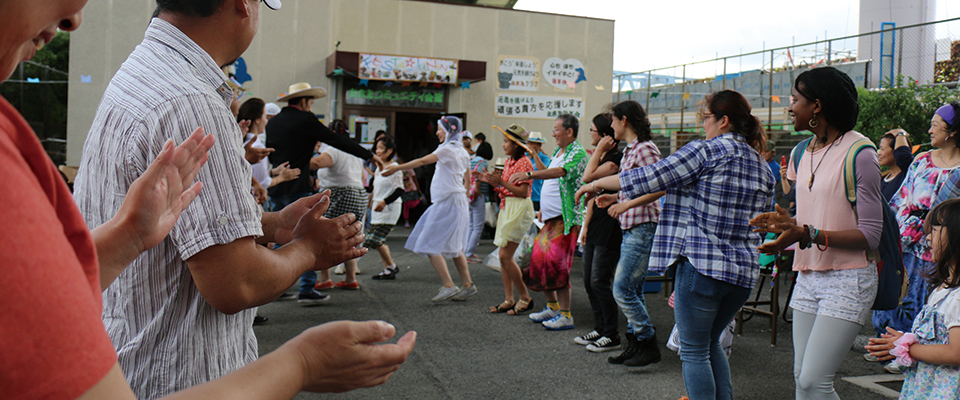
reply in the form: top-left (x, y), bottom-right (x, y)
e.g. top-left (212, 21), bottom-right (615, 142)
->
top-left (271, 192), bottom-right (318, 295)
top-left (674, 259), bottom-right (752, 400)
top-left (613, 223), bottom-right (657, 339)
top-left (465, 195), bottom-right (485, 257)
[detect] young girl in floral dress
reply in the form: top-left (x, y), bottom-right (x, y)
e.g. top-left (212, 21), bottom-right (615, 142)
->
top-left (868, 198), bottom-right (960, 399)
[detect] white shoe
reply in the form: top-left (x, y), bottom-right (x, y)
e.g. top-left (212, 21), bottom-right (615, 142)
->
top-left (333, 264), bottom-right (345, 275)
top-left (432, 286), bottom-right (460, 302)
top-left (529, 306), bottom-right (559, 322)
top-left (884, 361), bottom-right (903, 374)
top-left (542, 314), bottom-right (574, 330)
top-left (450, 285), bottom-right (478, 301)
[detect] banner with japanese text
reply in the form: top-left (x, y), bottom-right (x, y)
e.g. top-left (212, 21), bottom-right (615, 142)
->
top-left (345, 81), bottom-right (445, 109)
top-left (495, 94), bottom-right (585, 119)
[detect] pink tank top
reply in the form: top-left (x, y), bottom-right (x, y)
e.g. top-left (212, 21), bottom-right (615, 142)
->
top-left (787, 131), bottom-right (869, 271)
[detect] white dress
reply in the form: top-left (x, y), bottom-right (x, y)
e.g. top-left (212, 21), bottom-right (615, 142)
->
top-left (405, 141), bottom-right (470, 258)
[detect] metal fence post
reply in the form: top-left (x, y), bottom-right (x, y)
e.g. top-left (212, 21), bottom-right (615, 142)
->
top-left (646, 71), bottom-right (652, 113)
top-left (722, 58), bottom-right (727, 89)
top-left (769, 49), bottom-right (774, 132)
top-left (679, 64), bottom-right (686, 139)
top-left (897, 27), bottom-right (904, 85)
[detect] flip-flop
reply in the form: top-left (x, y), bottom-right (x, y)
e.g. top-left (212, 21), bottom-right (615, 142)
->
top-left (508, 299), bottom-right (535, 315)
top-left (489, 301), bottom-right (516, 313)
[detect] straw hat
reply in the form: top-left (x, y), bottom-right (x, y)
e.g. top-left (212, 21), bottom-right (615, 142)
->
top-left (495, 124), bottom-right (533, 154)
top-left (527, 131), bottom-right (546, 143)
top-left (494, 157), bottom-right (506, 169)
top-left (277, 82), bottom-right (327, 102)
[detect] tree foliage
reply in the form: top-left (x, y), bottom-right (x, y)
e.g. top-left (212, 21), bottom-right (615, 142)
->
top-left (0, 31), bottom-right (70, 164)
top-left (855, 75), bottom-right (959, 151)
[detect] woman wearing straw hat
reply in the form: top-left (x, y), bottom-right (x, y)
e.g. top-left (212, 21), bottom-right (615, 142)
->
top-left (478, 124), bottom-right (537, 315)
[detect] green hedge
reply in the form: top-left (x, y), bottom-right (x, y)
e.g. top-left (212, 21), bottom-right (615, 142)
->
top-left (855, 75), bottom-right (958, 151)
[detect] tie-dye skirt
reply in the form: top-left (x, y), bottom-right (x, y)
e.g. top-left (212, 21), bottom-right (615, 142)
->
top-left (523, 217), bottom-right (578, 291)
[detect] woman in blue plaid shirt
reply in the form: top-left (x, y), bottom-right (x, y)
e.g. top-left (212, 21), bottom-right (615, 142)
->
top-left (577, 90), bottom-right (775, 399)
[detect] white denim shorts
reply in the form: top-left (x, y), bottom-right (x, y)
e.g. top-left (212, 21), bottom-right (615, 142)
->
top-left (790, 263), bottom-right (878, 325)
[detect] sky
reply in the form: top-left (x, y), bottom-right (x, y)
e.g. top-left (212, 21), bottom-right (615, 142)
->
top-left (513, 0), bottom-right (957, 79)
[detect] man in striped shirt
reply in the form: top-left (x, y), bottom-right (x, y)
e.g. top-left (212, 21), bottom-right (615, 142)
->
top-left (74, 1), bottom-right (381, 398)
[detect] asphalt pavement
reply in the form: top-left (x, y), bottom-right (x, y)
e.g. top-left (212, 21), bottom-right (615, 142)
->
top-left (253, 227), bottom-right (900, 400)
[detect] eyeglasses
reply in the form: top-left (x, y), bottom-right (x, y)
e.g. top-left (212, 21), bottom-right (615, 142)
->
top-left (589, 128), bottom-right (599, 133)
top-left (262, 0), bottom-right (281, 10)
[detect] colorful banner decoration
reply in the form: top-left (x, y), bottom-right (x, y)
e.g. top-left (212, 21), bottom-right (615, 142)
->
top-left (359, 53), bottom-right (458, 84)
top-left (650, 92), bottom-right (659, 98)
top-left (772, 95), bottom-right (781, 104)
top-left (543, 57), bottom-right (584, 90)
top-left (461, 81), bottom-right (471, 89)
top-left (345, 81), bottom-right (444, 109)
top-left (681, 92), bottom-right (691, 101)
top-left (497, 56), bottom-right (540, 91)
top-left (495, 94), bottom-right (585, 119)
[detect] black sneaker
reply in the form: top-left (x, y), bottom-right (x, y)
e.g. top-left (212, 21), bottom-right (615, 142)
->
top-left (298, 290), bottom-right (330, 306)
top-left (253, 315), bottom-right (268, 325)
top-left (586, 336), bottom-right (621, 353)
top-left (573, 330), bottom-right (601, 345)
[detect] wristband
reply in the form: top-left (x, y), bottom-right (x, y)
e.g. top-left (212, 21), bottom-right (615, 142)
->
top-left (817, 230), bottom-right (829, 251)
top-left (890, 333), bottom-right (918, 367)
top-left (592, 182), bottom-right (601, 194)
top-left (799, 225), bottom-right (811, 249)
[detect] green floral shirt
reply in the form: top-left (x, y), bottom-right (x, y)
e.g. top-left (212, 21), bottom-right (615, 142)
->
top-left (552, 140), bottom-right (588, 234)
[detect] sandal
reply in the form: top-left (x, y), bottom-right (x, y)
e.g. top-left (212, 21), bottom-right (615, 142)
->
top-left (508, 299), bottom-right (535, 315)
top-left (489, 300), bottom-right (516, 313)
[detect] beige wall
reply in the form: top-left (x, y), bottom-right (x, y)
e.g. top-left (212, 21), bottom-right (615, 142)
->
top-left (68, 0), bottom-right (614, 164)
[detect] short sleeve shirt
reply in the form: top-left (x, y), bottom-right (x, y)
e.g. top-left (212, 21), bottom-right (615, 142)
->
top-left (495, 156), bottom-right (534, 208)
top-left (430, 141), bottom-right (470, 202)
top-left (73, 19), bottom-right (262, 399)
top-left (0, 97), bottom-right (117, 400)
top-left (552, 141), bottom-right (588, 234)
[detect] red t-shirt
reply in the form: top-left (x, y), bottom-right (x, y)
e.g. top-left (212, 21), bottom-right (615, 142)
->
top-left (0, 97), bottom-right (117, 399)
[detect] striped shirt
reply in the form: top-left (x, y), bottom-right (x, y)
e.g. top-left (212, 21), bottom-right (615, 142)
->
top-left (73, 19), bottom-right (262, 399)
top-left (618, 133), bottom-right (775, 288)
top-left (617, 139), bottom-right (662, 230)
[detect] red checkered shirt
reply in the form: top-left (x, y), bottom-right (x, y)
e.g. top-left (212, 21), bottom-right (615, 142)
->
top-left (495, 156), bottom-right (534, 209)
top-left (618, 139), bottom-right (662, 229)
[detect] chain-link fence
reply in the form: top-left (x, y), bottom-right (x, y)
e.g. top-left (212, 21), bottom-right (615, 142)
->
top-left (613, 17), bottom-right (960, 156)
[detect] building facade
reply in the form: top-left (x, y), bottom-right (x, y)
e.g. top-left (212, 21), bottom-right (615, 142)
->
top-left (67, 0), bottom-right (614, 164)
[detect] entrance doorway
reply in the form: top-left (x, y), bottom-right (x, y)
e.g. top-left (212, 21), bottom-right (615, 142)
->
top-left (393, 112), bottom-right (466, 204)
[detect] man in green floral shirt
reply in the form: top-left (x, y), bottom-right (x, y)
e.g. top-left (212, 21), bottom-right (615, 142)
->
top-left (509, 114), bottom-right (587, 330)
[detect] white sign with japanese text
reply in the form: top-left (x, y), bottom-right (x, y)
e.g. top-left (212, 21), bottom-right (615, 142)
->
top-left (497, 56), bottom-right (540, 91)
top-left (543, 57), bottom-right (585, 90)
top-left (495, 94), bottom-right (585, 120)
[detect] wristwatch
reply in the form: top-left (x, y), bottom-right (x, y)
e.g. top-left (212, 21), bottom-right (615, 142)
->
top-left (526, 171), bottom-right (532, 179)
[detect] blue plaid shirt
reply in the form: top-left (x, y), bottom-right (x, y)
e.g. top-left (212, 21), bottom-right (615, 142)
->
top-left (619, 133), bottom-right (775, 288)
